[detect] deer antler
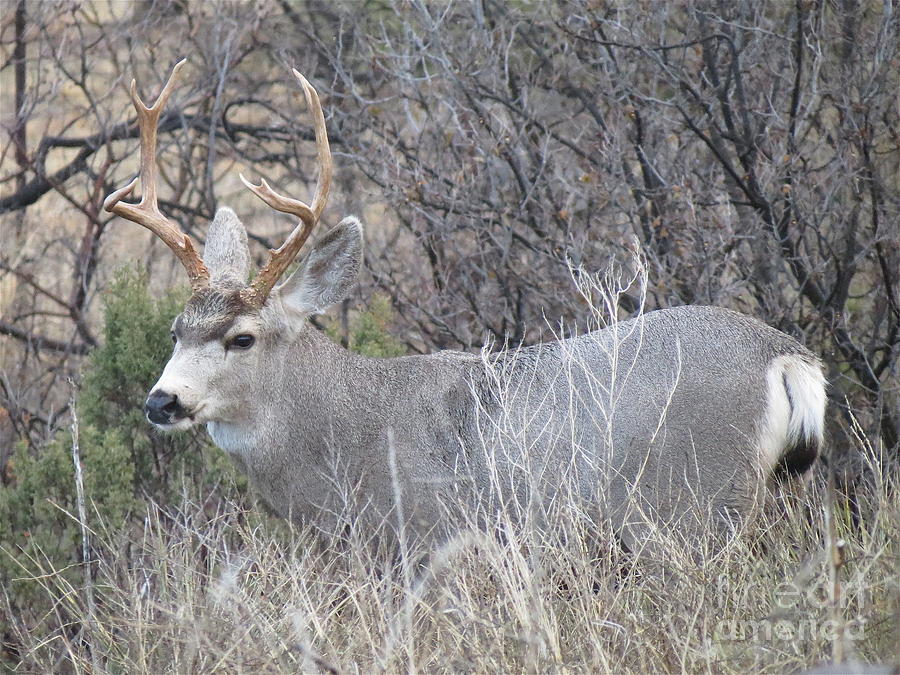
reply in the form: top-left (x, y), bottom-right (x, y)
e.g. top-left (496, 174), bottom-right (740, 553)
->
top-left (239, 69), bottom-right (332, 307)
top-left (103, 59), bottom-right (209, 291)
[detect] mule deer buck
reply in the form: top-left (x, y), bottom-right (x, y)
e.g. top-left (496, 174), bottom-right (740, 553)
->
top-left (105, 61), bottom-right (826, 554)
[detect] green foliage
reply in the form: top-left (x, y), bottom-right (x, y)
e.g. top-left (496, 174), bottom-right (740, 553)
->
top-left (80, 267), bottom-right (187, 432)
top-left (0, 427), bottom-right (134, 608)
top-left (77, 267), bottom-right (215, 496)
top-left (329, 294), bottom-right (407, 358)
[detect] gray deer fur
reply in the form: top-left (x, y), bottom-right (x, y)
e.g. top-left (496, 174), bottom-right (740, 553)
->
top-left (146, 207), bottom-right (826, 552)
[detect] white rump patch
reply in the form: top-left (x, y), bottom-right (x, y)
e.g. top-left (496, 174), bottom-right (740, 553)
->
top-left (758, 355), bottom-right (826, 471)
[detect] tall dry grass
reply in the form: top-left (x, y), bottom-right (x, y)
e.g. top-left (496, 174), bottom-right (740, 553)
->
top-left (3, 437), bottom-right (896, 673)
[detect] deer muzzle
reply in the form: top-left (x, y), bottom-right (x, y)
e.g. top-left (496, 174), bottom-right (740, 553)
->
top-left (145, 389), bottom-right (189, 426)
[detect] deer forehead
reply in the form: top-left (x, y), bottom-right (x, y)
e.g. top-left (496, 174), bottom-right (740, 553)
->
top-left (173, 287), bottom-right (261, 344)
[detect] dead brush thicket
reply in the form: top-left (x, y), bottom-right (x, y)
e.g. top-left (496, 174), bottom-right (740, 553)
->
top-left (2, 3), bottom-right (898, 672)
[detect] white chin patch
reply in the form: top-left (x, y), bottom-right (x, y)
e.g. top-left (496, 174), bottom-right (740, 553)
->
top-left (152, 417), bottom-right (196, 432)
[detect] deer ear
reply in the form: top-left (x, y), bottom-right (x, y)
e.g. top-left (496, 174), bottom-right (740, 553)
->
top-left (204, 207), bottom-right (251, 284)
top-left (278, 216), bottom-right (363, 314)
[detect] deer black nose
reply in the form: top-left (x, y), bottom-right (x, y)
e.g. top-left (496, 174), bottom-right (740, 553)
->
top-left (145, 390), bottom-right (185, 425)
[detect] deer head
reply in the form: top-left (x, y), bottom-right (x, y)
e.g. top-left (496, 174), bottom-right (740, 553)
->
top-left (105, 61), bottom-right (362, 431)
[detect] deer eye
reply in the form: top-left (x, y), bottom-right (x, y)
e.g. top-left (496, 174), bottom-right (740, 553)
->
top-left (171, 331), bottom-right (177, 345)
top-left (228, 334), bottom-right (255, 350)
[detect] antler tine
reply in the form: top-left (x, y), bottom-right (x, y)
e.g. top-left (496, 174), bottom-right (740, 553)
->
top-left (242, 69), bottom-right (333, 307)
top-left (237, 174), bottom-right (315, 224)
top-left (103, 59), bottom-right (209, 290)
top-left (292, 69), bottom-right (333, 220)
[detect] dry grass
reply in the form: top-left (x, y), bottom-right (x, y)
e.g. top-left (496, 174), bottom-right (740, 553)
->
top-left (3, 431), bottom-right (897, 674)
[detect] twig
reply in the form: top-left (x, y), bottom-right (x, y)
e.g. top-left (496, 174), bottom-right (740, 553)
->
top-left (0, 320), bottom-right (92, 355)
top-left (70, 393), bottom-right (100, 672)
top-left (824, 464), bottom-right (847, 664)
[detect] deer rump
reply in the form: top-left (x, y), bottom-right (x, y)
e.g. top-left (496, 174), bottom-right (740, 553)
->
top-left (446, 305), bottom-right (826, 552)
